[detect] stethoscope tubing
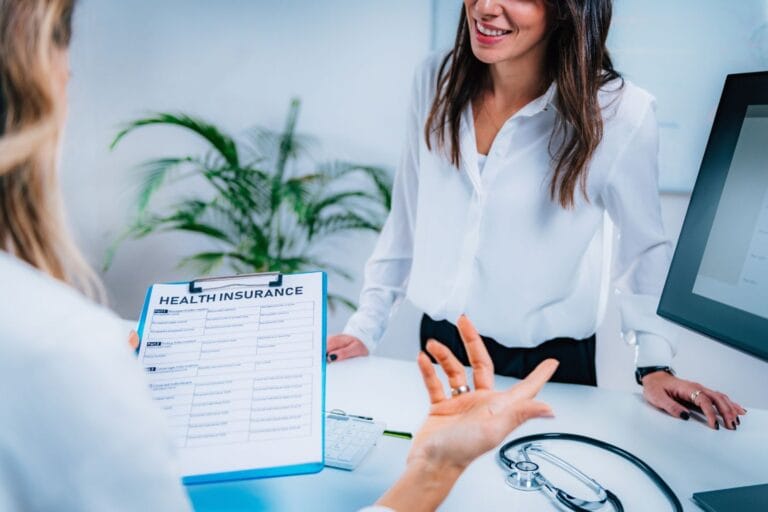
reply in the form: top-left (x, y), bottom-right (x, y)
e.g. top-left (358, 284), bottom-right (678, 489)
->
top-left (498, 432), bottom-right (683, 512)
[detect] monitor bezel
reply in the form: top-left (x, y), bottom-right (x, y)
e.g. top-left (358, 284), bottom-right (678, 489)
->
top-left (658, 71), bottom-right (768, 363)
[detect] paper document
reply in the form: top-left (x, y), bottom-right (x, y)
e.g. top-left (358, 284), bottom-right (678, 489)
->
top-left (136, 272), bottom-right (326, 483)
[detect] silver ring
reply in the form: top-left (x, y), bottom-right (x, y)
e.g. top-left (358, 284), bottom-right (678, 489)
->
top-left (690, 390), bottom-right (702, 403)
top-left (451, 384), bottom-right (471, 397)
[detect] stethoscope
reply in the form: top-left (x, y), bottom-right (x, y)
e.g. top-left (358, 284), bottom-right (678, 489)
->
top-left (497, 433), bottom-right (683, 512)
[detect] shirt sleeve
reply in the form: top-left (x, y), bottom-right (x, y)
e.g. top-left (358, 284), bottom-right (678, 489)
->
top-left (342, 66), bottom-right (423, 352)
top-left (601, 98), bottom-right (679, 367)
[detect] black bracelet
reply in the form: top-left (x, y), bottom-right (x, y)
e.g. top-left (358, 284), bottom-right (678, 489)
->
top-left (635, 366), bottom-right (675, 385)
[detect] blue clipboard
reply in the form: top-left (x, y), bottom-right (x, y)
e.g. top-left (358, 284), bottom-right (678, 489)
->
top-left (135, 271), bottom-right (327, 485)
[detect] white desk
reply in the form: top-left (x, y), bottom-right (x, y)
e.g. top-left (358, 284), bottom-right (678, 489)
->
top-left (187, 356), bottom-right (768, 511)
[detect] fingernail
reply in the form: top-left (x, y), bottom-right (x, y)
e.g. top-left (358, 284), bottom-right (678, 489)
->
top-left (329, 354), bottom-right (337, 362)
top-left (736, 417), bottom-right (740, 425)
top-left (680, 412), bottom-right (690, 420)
top-left (715, 421), bottom-right (720, 430)
top-left (731, 421), bottom-right (737, 430)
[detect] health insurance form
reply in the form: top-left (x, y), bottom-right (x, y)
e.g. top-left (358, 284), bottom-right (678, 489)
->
top-left (136, 272), bottom-right (326, 481)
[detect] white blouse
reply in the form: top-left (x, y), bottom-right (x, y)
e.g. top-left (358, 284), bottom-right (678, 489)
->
top-left (343, 53), bottom-right (678, 368)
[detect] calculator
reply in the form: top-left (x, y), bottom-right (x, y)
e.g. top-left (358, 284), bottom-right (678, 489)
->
top-left (324, 411), bottom-right (385, 470)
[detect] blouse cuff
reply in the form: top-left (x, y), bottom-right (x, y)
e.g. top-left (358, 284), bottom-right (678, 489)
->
top-left (634, 332), bottom-right (675, 367)
top-left (342, 314), bottom-right (379, 353)
top-left (618, 293), bottom-right (678, 367)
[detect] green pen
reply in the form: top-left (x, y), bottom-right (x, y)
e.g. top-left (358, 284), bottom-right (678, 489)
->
top-left (383, 429), bottom-right (413, 440)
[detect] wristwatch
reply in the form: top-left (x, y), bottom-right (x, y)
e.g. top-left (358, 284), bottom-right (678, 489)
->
top-left (635, 366), bottom-right (675, 385)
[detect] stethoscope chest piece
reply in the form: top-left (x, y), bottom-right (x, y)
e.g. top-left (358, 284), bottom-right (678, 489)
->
top-left (506, 460), bottom-right (543, 491)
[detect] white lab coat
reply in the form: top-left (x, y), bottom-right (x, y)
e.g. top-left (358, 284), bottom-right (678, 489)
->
top-left (0, 252), bottom-right (191, 511)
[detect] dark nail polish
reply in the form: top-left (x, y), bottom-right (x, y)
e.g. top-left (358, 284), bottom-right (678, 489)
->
top-left (680, 412), bottom-right (690, 420)
top-left (715, 421), bottom-right (720, 430)
top-left (736, 417), bottom-right (740, 425)
top-left (731, 421), bottom-right (737, 430)
top-left (329, 354), bottom-right (337, 362)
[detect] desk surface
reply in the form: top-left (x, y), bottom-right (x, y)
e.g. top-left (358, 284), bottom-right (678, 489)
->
top-left (188, 356), bottom-right (768, 511)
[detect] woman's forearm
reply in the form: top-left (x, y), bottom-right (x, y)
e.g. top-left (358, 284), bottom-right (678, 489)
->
top-left (375, 459), bottom-right (463, 512)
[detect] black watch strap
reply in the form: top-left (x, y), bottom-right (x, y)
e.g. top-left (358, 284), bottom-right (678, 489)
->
top-left (635, 366), bottom-right (674, 385)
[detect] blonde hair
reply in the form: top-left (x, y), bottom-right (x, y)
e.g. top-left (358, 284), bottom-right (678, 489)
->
top-left (0, 0), bottom-right (104, 301)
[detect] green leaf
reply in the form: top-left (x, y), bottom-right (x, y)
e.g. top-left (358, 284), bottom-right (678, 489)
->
top-left (170, 199), bottom-right (209, 220)
top-left (313, 161), bottom-right (392, 210)
top-left (275, 98), bottom-right (301, 180)
top-left (111, 113), bottom-right (240, 168)
top-left (102, 216), bottom-right (169, 270)
top-left (309, 211), bottom-right (381, 239)
top-left (177, 252), bottom-right (228, 275)
top-left (359, 165), bottom-right (393, 210)
top-left (173, 222), bottom-right (233, 243)
top-left (245, 128), bottom-right (316, 163)
top-left (134, 157), bottom-right (187, 215)
top-left (311, 190), bottom-right (380, 214)
top-left (102, 229), bottom-right (134, 271)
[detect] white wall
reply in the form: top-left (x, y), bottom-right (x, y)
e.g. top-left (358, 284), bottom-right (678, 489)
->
top-left (62, 1), bottom-right (768, 409)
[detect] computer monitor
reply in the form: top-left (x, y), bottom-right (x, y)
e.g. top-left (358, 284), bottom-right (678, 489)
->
top-left (658, 71), bottom-right (768, 363)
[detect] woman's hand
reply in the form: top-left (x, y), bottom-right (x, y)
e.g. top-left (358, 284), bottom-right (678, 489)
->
top-left (326, 334), bottom-right (368, 362)
top-left (642, 371), bottom-right (746, 430)
top-left (128, 330), bottom-right (139, 350)
top-left (410, 316), bottom-right (558, 471)
top-left (376, 316), bottom-right (558, 512)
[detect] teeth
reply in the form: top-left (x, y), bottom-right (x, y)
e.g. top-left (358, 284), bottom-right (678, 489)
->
top-left (476, 21), bottom-right (509, 37)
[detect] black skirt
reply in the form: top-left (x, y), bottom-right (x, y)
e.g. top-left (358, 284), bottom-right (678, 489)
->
top-left (420, 314), bottom-right (597, 386)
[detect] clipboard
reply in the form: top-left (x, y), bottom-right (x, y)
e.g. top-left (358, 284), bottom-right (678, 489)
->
top-left (135, 271), bottom-right (327, 485)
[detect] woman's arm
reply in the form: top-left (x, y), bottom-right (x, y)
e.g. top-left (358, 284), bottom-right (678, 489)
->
top-left (328, 63), bottom-right (426, 361)
top-left (375, 316), bottom-right (558, 511)
top-left (601, 97), bottom-right (745, 429)
top-left (601, 99), bottom-right (676, 369)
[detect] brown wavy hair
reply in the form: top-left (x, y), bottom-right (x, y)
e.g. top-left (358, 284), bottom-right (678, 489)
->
top-left (425, 0), bottom-right (622, 208)
top-left (0, 0), bottom-right (104, 299)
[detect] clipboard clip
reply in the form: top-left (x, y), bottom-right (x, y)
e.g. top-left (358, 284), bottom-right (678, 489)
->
top-left (188, 271), bottom-right (283, 294)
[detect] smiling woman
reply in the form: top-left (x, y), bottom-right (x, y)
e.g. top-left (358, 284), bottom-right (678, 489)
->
top-left (467, 1), bottom-right (549, 60)
top-left (427, 0), bottom-right (621, 208)
top-left (331, 0), bottom-right (746, 432)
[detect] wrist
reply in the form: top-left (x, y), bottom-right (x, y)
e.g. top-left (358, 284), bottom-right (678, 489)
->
top-left (635, 366), bottom-right (674, 386)
top-left (376, 457), bottom-right (463, 512)
top-left (407, 455), bottom-right (464, 485)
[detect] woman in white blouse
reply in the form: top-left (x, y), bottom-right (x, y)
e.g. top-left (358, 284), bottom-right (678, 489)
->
top-left (0, 1), bottom-right (557, 510)
top-left (328, 0), bottom-right (746, 430)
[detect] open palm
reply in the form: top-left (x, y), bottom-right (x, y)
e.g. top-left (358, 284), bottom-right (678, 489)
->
top-left (409, 316), bottom-right (558, 473)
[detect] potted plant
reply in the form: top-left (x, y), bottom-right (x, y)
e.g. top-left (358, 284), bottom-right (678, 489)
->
top-left (106, 98), bottom-right (391, 310)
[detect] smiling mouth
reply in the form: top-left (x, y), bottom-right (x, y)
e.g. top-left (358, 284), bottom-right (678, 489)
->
top-left (475, 20), bottom-right (512, 37)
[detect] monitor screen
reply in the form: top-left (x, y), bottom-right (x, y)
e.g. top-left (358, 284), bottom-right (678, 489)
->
top-left (659, 73), bottom-right (768, 362)
top-left (692, 105), bottom-right (768, 320)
